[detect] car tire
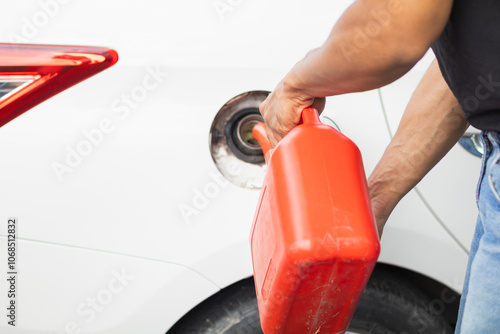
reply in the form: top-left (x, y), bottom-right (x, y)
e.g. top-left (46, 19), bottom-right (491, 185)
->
top-left (167, 277), bottom-right (263, 334)
top-left (348, 267), bottom-right (454, 334)
top-left (167, 269), bottom-right (454, 334)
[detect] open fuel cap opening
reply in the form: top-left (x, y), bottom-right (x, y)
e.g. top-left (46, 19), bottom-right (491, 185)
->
top-left (209, 91), bottom-right (269, 189)
top-left (224, 108), bottom-right (265, 164)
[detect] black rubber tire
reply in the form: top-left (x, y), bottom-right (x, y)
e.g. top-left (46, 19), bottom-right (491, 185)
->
top-left (167, 269), bottom-right (454, 334)
top-left (167, 277), bottom-right (263, 334)
top-left (348, 268), bottom-right (454, 334)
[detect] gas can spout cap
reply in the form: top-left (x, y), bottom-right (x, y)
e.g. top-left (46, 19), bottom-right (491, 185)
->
top-left (301, 107), bottom-right (321, 125)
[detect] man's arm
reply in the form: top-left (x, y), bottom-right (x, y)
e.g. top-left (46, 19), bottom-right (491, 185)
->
top-left (260, 0), bottom-right (454, 145)
top-left (369, 59), bottom-right (468, 235)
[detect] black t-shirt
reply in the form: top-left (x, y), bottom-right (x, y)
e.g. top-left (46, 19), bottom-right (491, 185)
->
top-left (432, 0), bottom-right (500, 131)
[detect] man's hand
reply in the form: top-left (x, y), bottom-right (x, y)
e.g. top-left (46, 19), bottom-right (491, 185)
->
top-left (259, 80), bottom-right (325, 146)
top-left (260, 0), bottom-right (453, 145)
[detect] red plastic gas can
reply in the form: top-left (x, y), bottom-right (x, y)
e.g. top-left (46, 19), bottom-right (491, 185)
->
top-left (250, 107), bottom-right (380, 334)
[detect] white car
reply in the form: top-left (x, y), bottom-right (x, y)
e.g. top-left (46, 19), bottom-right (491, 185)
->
top-left (0, 1), bottom-right (481, 333)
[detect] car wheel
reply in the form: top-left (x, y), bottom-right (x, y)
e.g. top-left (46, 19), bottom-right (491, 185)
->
top-left (348, 267), bottom-right (454, 334)
top-left (167, 277), bottom-right (263, 334)
top-left (167, 269), bottom-right (454, 334)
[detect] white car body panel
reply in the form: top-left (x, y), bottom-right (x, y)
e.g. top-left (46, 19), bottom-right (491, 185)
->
top-left (0, 238), bottom-right (219, 333)
top-left (0, 0), bottom-right (476, 332)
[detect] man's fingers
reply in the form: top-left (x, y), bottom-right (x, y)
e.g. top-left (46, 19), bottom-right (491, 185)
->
top-left (266, 122), bottom-right (283, 147)
top-left (266, 128), bottom-right (279, 147)
top-left (258, 86), bottom-right (325, 147)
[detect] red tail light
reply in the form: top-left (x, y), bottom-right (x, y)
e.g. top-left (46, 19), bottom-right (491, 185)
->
top-left (0, 44), bottom-right (118, 127)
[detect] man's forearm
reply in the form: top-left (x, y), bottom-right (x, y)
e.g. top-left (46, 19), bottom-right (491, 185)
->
top-left (284, 0), bottom-right (453, 98)
top-left (367, 59), bottom-right (468, 233)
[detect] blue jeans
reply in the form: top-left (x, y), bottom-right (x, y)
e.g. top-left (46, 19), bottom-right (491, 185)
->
top-left (455, 131), bottom-right (500, 333)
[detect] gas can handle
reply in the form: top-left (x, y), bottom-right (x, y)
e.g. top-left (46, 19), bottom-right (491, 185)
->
top-left (252, 108), bottom-right (320, 163)
top-left (301, 107), bottom-right (320, 124)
